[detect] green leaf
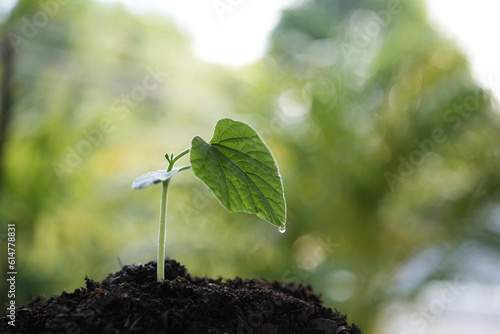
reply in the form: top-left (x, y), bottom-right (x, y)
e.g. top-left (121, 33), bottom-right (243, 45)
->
top-left (131, 165), bottom-right (191, 189)
top-left (190, 118), bottom-right (286, 230)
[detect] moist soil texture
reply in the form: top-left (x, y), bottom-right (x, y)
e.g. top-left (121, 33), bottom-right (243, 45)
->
top-left (1, 259), bottom-right (362, 334)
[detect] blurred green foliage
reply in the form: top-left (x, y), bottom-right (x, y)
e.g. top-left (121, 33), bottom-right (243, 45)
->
top-left (1, 0), bottom-right (500, 332)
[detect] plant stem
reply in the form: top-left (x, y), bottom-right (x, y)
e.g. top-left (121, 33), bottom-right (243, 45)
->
top-left (157, 178), bottom-right (170, 282)
top-left (157, 149), bottom-right (189, 282)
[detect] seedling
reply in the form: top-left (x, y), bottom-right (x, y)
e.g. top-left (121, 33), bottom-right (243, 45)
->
top-left (132, 118), bottom-right (287, 281)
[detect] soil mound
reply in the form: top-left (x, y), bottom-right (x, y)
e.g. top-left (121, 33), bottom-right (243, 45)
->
top-left (1, 259), bottom-right (361, 333)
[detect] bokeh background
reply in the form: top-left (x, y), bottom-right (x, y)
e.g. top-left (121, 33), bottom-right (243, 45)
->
top-left (1, 0), bottom-right (500, 333)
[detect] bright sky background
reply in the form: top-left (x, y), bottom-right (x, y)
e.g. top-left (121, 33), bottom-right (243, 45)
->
top-left (93, 0), bottom-right (500, 101)
top-left (2, 0), bottom-right (499, 93)
top-left (96, 0), bottom-right (299, 67)
top-left (425, 0), bottom-right (500, 101)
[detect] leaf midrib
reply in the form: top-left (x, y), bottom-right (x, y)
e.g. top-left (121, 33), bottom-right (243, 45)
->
top-left (210, 145), bottom-right (281, 224)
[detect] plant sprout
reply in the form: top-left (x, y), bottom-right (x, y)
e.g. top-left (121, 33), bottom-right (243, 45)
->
top-left (132, 118), bottom-right (287, 281)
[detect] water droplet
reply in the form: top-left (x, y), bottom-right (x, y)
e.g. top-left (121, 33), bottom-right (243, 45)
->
top-left (278, 226), bottom-right (286, 233)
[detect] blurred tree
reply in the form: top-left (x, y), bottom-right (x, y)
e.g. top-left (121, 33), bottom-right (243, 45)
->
top-left (0, 0), bottom-right (201, 306)
top-left (1, 0), bottom-right (39, 195)
top-left (231, 0), bottom-right (500, 331)
top-left (0, 33), bottom-right (13, 190)
top-left (0, 0), bottom-right (49, 309)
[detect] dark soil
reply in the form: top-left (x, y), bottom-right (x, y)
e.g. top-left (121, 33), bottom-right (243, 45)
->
top-left (1, 259), bottom-right (361, 334)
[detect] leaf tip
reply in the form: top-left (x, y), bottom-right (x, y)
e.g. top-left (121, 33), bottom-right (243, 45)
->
top-left (131, 180), bottom-right (143, 190)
